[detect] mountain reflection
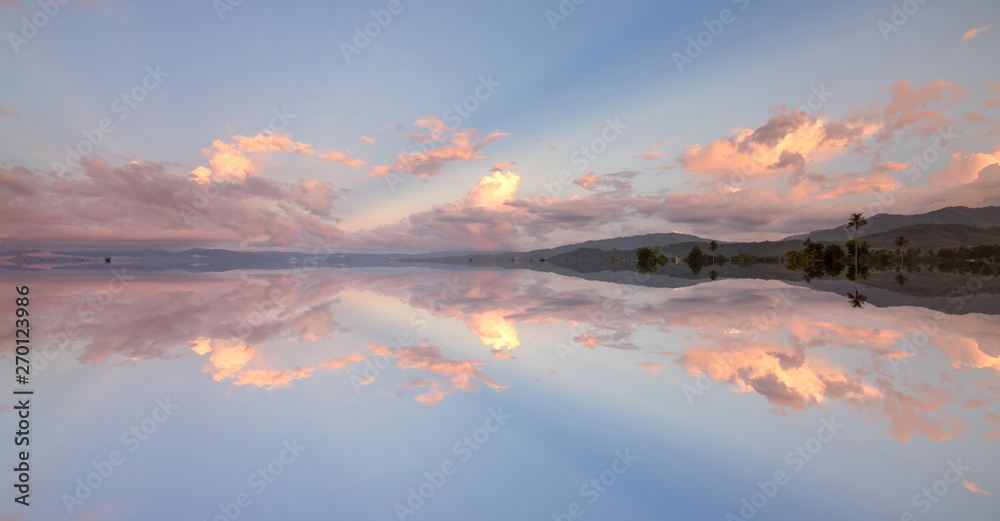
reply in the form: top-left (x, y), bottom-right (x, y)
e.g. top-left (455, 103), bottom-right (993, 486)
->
top-left (4, 266), bottom-right (999, 443)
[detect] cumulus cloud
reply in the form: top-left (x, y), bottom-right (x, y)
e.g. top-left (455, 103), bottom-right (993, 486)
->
top-left (464, 170), bottom-right (519, 208)
top-left (191, 131), bottom-right (363, 184)
top-left (676, 108), bottom-right (874, 181)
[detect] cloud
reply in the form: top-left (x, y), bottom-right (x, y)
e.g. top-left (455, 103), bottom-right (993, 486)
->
top-left (1, 156), bottom-right (347, 250)
top-left (985, 81), bottom-right (1000, 109)
top-left (365, 117), bottom-right (507, 178)
top-left (635, 145), bottom-right (668, 160)
top-left (959, 25), bottom-right (993, 44)
top-left (464, 170), bottom-right (519, 208)
top-left (466, 312), bottom-right (520, 351)
top-left (364, 342), bottom-right (506, 405)
top-left (636, 361), bottom-right (668, 375)
top-left (676, 108), bottom-right (873, 181)
top-left (630, 79), bottom-right (1000, 240)
top-left (961, 480), bottom-right (993, 496)
top-left (573, 170), bottom-right (640, 197)
top-left (191, 131), bottom-right (363, 184)
top-left (985, 412), bottom-right (1000, 439)
top-left (492, 161), bottom-right (514, 170)
top-left (360, 135), bottom-right (375, 144)
top-left (872, 79), bottom-right (968, 142)
top-left (231, 354), bottom-right (364, 390)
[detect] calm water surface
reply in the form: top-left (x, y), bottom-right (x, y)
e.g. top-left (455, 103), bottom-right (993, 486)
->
top-left (3, 265), bottom-right (998, 520)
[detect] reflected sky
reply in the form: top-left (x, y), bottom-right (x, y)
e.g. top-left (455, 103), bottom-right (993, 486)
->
top-left (2, 266), bottom-right (998, 520)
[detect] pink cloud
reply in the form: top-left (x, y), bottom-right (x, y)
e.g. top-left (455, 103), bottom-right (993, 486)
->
top-left (985, 81), bottom-right (1000, 109)
top-left (192, 131), bottom-right (363, 184)
top-left (635, 145), bottom-right (668, 160)
top-left (1, 157), bottom-right (346, 250)
top-left (960, 25), bottom-right (993, 44)
top-left (635, 361), bottom-right (668, 375)
top-left (365, 117), bottom-right (507, 178)
top-left (360, 135), bottom-right (375, 144)
top-left (872, 79), bottom-right (968, 142)
top-left (364, 342), bottom-right (506, 405)
top-left (961, 480), bottom-right (993, 496)
top-left (573, 170), bottom-right (639, 197)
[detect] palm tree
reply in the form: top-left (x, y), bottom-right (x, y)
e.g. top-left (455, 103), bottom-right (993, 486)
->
top-left (846, 212), bottom-right (868, 277)
top-left (845, 290), bottom-right (868, 308)
top-left (893, 235), bottom-right (909, 267)
top-left (709, 241), bottom-right (718, 267)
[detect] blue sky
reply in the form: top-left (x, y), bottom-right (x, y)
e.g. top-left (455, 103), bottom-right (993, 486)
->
top-left (2, 0), bottom-right (999, 252)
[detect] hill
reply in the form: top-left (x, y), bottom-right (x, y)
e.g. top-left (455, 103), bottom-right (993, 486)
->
top-left (785, 205), bottom-right (1000, 241)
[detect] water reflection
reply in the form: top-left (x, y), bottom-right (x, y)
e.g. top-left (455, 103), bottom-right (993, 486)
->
top-left (3, 265), bottom-right (1000, 520)
top-left (5, 266), bottom-right (999, 444)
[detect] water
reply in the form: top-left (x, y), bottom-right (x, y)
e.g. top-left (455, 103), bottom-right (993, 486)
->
top-left (3, 264), bottom-right (998, 520)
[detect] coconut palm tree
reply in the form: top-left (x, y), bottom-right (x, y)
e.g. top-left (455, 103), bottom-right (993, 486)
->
top-left (845, 290), bottom-right (868, 308)
top-left (709, 241), bottom-right (718, 267)
top-left (845, 212), bottom-right (870, 308)
top-left (846, 212), bottom-right (868, 277)
top-left (893, 235), bottom-right (909, 267)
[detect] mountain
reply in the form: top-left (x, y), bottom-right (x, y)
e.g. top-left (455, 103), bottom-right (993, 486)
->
top-left (784, 205), bottom-right (1000, 241)
top-left (860, 224), bottom-right (1000, 250)
top-left (544, 233), bottom-right (708, 253)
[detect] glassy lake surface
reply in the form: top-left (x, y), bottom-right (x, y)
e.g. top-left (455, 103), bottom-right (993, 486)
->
top-left (3, 263), bottom-right (999, 520)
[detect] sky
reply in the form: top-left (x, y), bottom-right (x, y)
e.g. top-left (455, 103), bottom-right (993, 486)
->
top-left (1, 0), bottom-right (999, 253)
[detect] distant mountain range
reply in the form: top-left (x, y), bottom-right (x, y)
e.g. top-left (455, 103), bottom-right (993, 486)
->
top-left (783, 205), bottom-right (1000, 241)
